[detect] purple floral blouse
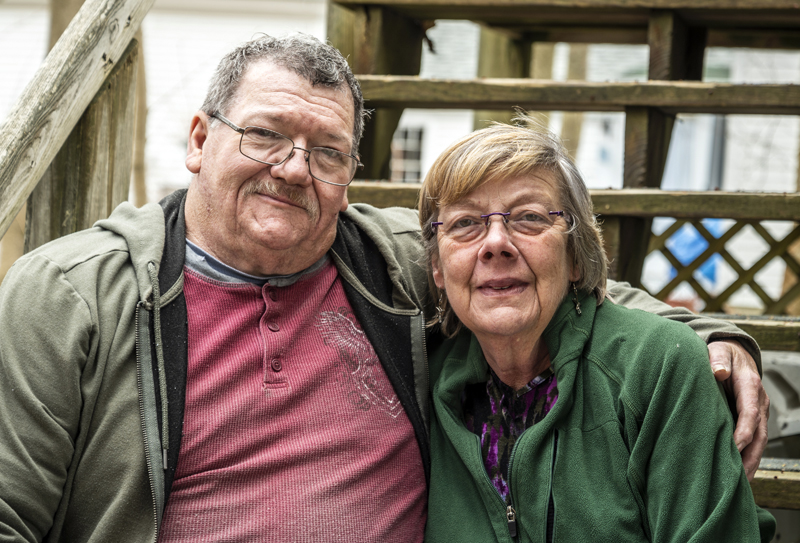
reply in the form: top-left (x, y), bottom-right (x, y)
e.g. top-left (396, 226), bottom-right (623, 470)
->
top-left (463, 367), bottom-right (558, 504)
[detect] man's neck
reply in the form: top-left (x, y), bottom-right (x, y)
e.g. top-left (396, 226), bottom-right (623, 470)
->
top-left (184, 239), bottom-right (329, 287)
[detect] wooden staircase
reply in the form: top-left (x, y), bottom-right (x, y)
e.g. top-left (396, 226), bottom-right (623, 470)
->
top-left (328, 0), bottom-right (800, 509)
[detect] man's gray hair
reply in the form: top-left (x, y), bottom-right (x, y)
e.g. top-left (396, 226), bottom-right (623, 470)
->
top-left (201, 33), bottom-right (366, 152)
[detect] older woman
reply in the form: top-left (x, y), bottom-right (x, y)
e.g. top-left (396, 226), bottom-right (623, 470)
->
top-left (419, 121), bottom-right (775, 542)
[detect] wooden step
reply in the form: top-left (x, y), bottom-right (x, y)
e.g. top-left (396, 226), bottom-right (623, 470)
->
top-left (334, 0), bottom-right (800, 30)
top-left (357, 76), bottom-right (800, 115)
top-left (754, 459), bottom-right (800, 510)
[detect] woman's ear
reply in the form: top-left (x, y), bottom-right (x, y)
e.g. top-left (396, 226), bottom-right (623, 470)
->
top-left (431, 253), bottom-right (445, 289)
top-left (569, 259), bottom-right (581, 283)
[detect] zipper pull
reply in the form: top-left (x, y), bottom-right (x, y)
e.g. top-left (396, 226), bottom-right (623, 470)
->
top-left (506, 505), bottom-right (517, 538)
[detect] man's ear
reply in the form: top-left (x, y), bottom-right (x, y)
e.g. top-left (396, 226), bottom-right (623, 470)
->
top-left (186, 112), bottom-right (209, 174)
top-left (340, 189), bottom-right (349, 212)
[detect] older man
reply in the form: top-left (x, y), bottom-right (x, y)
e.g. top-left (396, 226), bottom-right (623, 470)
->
top-left (0, 34), bottom-right (767, 542)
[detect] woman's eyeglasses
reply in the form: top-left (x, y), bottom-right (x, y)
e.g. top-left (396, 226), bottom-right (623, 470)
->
top-left (431, 207), bottom-right (570, 244)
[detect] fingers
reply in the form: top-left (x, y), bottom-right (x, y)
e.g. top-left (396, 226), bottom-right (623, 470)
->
top-left (740, 394), bottom-right (770, 481)
top-left (713, 338), bottom-right (769, 479)
top-left (707, 341), bottom-right (732, 382)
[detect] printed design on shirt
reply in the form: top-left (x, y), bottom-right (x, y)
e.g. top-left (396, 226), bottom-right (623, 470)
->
top-left (316, 308), bottom-right (402, 419)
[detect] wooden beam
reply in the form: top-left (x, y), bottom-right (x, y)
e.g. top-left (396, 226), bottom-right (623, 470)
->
top-left (348, 185), bottom-right (800, 221)
top-left (753, 468), bottom-right (800, 509)
top-left (474, 25), bottom-right (531, 129)
top-left (328, 3), bottom-right (425, 180)
top-left (332, 0), bottom-right (800, 7)
top-left (356, 77), bottom-right (800, 115)
top-left (590, 190), bottom-right (800, 221)
top-left (0, 0), bottom-right (156, 241)
top-left (25, 39), bottom-right (139, 252)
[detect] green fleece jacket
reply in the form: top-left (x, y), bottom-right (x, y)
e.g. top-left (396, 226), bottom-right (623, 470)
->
top-left (426, 290), bottom-right (775, 543)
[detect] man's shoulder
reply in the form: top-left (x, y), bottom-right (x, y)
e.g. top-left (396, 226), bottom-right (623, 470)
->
top-left (20, 201), bottom-right (165, 272)
top-left (342, 203), bottom-right (420, 235)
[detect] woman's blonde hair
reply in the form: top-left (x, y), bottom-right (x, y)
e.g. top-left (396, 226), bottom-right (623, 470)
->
top-left (419, 116), bottom-right (607, 337)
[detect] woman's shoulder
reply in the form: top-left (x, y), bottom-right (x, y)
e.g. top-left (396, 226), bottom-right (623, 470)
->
top-left (585, 300), bottom-right (711, 380)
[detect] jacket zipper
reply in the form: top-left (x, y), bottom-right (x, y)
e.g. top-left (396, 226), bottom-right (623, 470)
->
top-left (545, 430), bottom-right (558, 543)
top-left (135, 303), bottom-right (160, 542)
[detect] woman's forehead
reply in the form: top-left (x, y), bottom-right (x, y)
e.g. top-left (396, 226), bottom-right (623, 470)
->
top-left (444, 172), bottom-right (560, 210)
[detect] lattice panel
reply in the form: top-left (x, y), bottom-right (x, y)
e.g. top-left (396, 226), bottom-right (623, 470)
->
top-left (642, 219), bottom-right (800, 314)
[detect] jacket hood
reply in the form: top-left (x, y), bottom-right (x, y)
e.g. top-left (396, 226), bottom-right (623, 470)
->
top-left (338, 203), bottom-right (429, 313)
top-left (95, 201), bottom-right (166, 303)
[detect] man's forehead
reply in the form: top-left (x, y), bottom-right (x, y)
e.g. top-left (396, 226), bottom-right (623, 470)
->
top-left (230, 61), bottom-right (354, 133)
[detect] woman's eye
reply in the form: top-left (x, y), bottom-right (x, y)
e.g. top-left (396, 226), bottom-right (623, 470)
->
top-left (453, 218), bottom-right (478, 229)
top-left (520, 212), bottom-right (545, 222)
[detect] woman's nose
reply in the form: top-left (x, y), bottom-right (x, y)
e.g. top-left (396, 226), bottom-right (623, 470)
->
top-left (479, 219), bottom-right (517, 261)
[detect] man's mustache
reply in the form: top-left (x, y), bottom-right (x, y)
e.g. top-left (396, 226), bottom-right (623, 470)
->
top-left (243, 178), bottom-right (320, 222)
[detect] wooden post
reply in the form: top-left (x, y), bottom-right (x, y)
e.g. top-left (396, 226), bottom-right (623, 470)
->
top-left (131, 28), bottom-right (148, 207)
top-left (474, 26), bottom-right (531, 130)
top-left (561, 43), bottom-right (588, 160)
top-left (26, 38), bottom-right (140, 251)
top-left (327, 1), bottom-right (425, 179)
top-left (616, 10), bottom-right (704, 285)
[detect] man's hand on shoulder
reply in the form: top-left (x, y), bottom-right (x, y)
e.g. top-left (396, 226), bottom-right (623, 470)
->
top-left (708, 339), bottom-right (770, 481)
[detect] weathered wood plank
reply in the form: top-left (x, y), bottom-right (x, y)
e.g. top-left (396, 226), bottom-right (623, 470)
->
top-left (356, 77), bottom-right (800, 115)
top-left (348, 185), bottom-right (800, 221)
top-left (330, 1), bottom-right (800, 30)
top-left (590, 190), bottom-right (800, 221)
top-left (499, 27), bottom-right (800, 49)
top-left (474, 25), bottom-right (531, 130)
top-left (0, 0), bottom-right (156, 240)
top-left (329, 5), bottom-right (425, 179)
top-left (333, 0), bottom-right (800, 7)
top-left (349, 181), bottom-right (421, 209)
top-left (716, 316), bottom-right (800, 352)
top-left (753, 469), bottom-right (800, 510)
top-left (25, 39), bottom-right (139, 252)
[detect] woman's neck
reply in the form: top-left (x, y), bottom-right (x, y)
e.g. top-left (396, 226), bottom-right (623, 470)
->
top-left (479, 334), bottom-right (551, 390)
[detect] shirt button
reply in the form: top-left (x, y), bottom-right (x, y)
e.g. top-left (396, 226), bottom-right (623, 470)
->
top-left (268, 322), bottom-right (280, 332)
top-left (268, 290), bottom-right (277, 301)
top-left (271, 359), bottom-right (282, 372)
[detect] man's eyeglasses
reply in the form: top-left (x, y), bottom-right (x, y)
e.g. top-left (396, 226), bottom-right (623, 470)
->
top-left (211, 113), bottom-right (363, 187)
top-left (431, 207), bottom-right (571, 244)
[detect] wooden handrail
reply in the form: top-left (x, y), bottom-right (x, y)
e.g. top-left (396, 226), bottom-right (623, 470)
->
top-left (0, 0), bottom-right (156, 240)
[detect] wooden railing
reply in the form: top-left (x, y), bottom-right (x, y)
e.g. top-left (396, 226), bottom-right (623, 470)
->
top-left (0, 0), bottom-right (154, 247)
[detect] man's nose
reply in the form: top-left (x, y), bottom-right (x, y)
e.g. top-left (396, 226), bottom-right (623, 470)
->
top-left (270, 146), bottom-right (312, 186)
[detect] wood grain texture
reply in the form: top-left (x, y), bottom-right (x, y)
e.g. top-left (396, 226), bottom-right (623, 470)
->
top-left (330, 1), bottom-right (800, 31)
top-left (355, 76), bottom-right (800, 114)
top-left (26, 39), bottom-right (139, 252)
top-left (349, 185), bottom-right (800, 221)
top-left (0, 0), bottom-right (156, 240)
top-left (330, 6), bottom-right (424, 179)
top-left (474, 25), bottom-right (531, 130)
top-left (334, 0), bottom-right (800, 7)
top-left (752, 469), bottom-right (800, 509)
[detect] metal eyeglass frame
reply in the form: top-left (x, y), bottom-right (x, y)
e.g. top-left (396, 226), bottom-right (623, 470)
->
top-left (210, 112), bottom-right (363, 187)
top-left (431, 210), bottom-right (566, 232)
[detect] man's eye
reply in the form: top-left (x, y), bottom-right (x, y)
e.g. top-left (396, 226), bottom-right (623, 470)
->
top-left (249, 128), bottom-right (284, 142)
